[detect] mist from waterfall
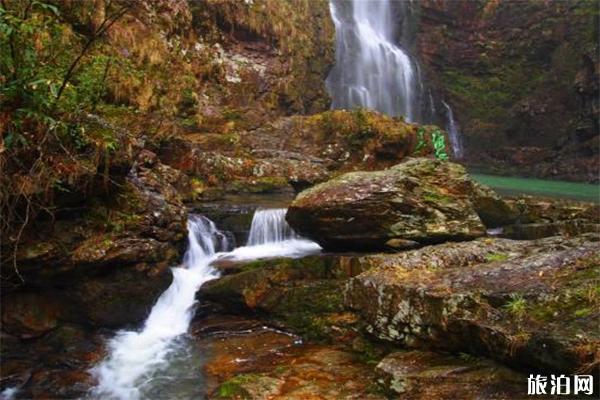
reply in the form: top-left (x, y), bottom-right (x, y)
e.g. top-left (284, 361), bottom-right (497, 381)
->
top-left (326, 0), bottom-right (420, 121)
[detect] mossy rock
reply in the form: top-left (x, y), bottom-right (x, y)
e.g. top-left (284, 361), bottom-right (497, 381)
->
top-left (346, 234), bottom-right (600, 373)
top-left (287, 158), bottom-right (516, 251)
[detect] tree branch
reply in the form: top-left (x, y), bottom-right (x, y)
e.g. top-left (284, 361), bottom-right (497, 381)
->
top-left (53, 3), bottom-right (131, 106)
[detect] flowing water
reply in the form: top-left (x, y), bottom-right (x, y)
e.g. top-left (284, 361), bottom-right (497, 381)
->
top-left (91, 210), bottom-right (320, 399)
top-left (443, 101), bottom-right (464, 159)
top-left (326, 0), bottom-right (420, 121)
top-left (327, 0), bottom-right (468, 156)
top-left (247, 208), bottom-right (297, 245)
top-left (217, 208), bottom-right (320, 263)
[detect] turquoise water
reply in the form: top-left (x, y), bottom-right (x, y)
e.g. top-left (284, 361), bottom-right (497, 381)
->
top-left (471, 174), bottom-right (599, 203)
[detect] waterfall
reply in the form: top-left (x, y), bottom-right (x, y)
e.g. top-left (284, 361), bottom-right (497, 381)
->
top-left (247, 208), bottom-right (298, 245)
top-left (91, 215), bottom-right (224, 399)
top-left (219, 208), bottom-right (320, 261)
top-left (326, 0), bottom-right (420, 121)
top-left (443, 101), bottom-right (464, 159)
top-left (91, 212), bottom-right (319, 399)
top-left (326, 0), bottom-right (466, 155)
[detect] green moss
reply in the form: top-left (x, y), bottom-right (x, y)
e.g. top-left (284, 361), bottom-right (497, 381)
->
top-left (528, 261), bottom-right (599, 325)
top-left (485, 253), bottom-right (509, 262)
top-left (216, 374), bottom-right (259, 399)
top-left (574, 307), bottom-right (593, 318)
top-left (503, 294), bottom-right (527, 318)
top-left (422, 191), bottom-right (453, 204)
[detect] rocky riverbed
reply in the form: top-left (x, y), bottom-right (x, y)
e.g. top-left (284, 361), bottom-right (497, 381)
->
top-left (2, 158), bottom-right (597, 399)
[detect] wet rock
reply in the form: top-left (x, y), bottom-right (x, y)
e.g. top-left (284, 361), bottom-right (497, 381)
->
top-left (211, 347), bottom-right (385, 400)
top-left (506, 196), bottom-right (600, 224)
top-left (418, 0), bottom-right (599, 182)
top-left (160, 110), bottom-right (451, 196)
top-left (287, 158), bottom-right (514, 251)
top-left (200, 255), bottom-right (366, 341)
top-left (71, 263), bottom-right (172, 327)
top-left (345, 234), bottom-right (600, 373)
top-left (0, 323), bottom-right (104, 398)
top-left (501, 219), bottom-right (599, 240)
top-left (376, 351), bottom-right (525, 399)
top-left (497, 197), bottom-right (600, 240)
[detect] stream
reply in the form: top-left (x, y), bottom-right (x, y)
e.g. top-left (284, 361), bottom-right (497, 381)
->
top-left (90, 209), bottom-right (320, 399)
top-left (90, 175), bottom-right (596, 398)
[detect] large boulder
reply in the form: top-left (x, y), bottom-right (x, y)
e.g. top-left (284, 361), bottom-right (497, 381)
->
top-left (345, 234), bottom-right (600, 373)
top-left (286, 158), bottom-right (515, 251)
top-left (158, 110), bottom-right (452, 197)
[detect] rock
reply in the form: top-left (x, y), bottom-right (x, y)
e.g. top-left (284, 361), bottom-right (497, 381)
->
top-left (376, 351), bottom-right (524, 399)
top-left (470, 183), bottom-right (519, 228)
top-left (287, 158), bottom-right (514, 251)
top-left (199, 255), bottom-right (366, 341)
top-left (495, 197), bottom-right (600, 240)
top-left (345, 234), bottom-right (600, 373)
top-left (210, 347), bottom-right (384, 400)
top-left (506, 196), bottom-right (600, 224)
top-left (71, 262), bottom-right (172, 327)
top-left (418, 0), bottom-right (599, 182)
top-left (159, 110), bottom-right (452, 196)
top-left (501, 219), bottom-right (599, 240)
top-left (0, 323), bottom-right (104, 398)
top-left (1, 293), bottom-right (62, 338)
top-left (5, 150), bottom-right (186, 328)
top-left (214, 375), bottom-right (284, 400)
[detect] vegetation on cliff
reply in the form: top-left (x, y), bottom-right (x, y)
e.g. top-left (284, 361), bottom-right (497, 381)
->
top-left (0, 0), bottom-right (334, 281)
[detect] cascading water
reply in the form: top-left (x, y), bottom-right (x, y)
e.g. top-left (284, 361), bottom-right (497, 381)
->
top-left (91, 210), bottom-right (320, 399)
top-left (90, 215), bottom-right (224, 399)
top-left (327, 0), bottom-right (466, 155)
top-left (443, 101), bottom-right (464, 159)
top-left (221, 208), bottom-right (320, 261)
top-left (247, 208), bottom-right (298, 245)
top-left (326, 0), bottom-right (420, 121)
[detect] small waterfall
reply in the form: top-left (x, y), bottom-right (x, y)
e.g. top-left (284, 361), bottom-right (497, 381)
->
top-left (326, 0), bottom-right (420, 121)
top-left (91, 215), bottom-right (224, 400)
top-left (91, 212), bottom-right (319, 399)
top-left (443, 101), bottom-right (464, 159)
top-left (247, 208), bottom-right (298, 245)
top-left (222, 208), bottom-right (320, 261)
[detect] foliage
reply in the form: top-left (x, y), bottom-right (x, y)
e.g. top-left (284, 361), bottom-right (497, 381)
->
top-left (431, 129), bottom-right (448, 161)
top-left (216, 374), bottom-right (257, 399)
top-left (504, 294), bottom-right (527, 319)
top-left (415, 127), bottom-right (449, 160)
top-left (0, 0), bottom-right (131, 285)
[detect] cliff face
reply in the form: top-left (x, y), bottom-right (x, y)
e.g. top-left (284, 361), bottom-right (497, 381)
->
top-left (98, 0), bottom-right (335, 130)
top-left (415, 0), bottom-right (599, 182)
top-left (41, 0), bottom-right (334, 133)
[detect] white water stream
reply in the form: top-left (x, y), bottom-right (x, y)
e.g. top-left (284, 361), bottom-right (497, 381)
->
top-left (91, 209), bottom-right (320, 399)
top-left (326, 0), bottom-right (419, 120)
top-left (443, 100), bottom-right (464, 159)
